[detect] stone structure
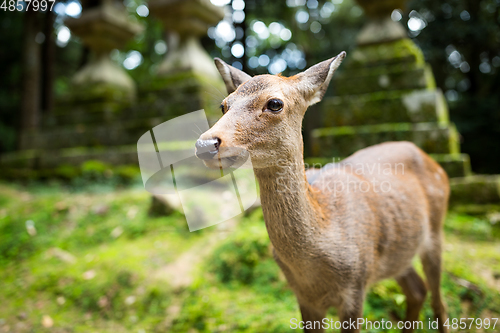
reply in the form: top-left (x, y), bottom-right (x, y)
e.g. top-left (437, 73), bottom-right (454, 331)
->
top-left (66, 0), bottom-right (143, 101)
top-left (1, 0), bottom-right (498, 205)
top-left (307, 0), bottom-right (471, 179)
top-left (149, 0), bottom-right (225, 81)
top-left (0, 0), bottom-right (225, 178)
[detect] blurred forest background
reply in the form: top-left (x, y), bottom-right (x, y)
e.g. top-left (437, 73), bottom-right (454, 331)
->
top-left (1, 1), bottom-right (500, 332)
top-left (0, 0), bottom-right (500, 173)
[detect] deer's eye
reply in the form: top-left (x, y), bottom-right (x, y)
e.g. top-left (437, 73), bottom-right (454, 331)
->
top-left (220, 104), bottom-right (225, 115)
top-left (266, 99), bottom-right (283, 113)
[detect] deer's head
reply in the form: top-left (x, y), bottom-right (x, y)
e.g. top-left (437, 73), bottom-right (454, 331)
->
top-left (196, 52), bottom-right (346, 169)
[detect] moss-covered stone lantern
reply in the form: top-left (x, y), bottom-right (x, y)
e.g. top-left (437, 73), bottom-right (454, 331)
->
top-left (66, 0), bottom-right (143, 102)
top-left (307, 0), bottom-right (472, 181)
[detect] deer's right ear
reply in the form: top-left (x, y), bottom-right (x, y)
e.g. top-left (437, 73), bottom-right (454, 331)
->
top-left (214, 58), bottom-right (252, 94)
top-left (295, 51), bottom-right (346, 106)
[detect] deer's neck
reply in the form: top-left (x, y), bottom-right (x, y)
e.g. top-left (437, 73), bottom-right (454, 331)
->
top-left (254, 157), bottom-right (323, 262)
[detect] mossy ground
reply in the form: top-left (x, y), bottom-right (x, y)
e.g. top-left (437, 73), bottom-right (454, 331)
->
top-left (0, 181), bottom-right (499, 332)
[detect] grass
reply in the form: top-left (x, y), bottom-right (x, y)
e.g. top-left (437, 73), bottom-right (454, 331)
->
top-left (0, 181), bottom-right (500, 332)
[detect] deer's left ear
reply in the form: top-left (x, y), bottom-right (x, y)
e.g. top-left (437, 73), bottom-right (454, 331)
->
top-left (214, 58), bottom-right (252, 94)
top-left (296, 51), bottom-right (346, 106)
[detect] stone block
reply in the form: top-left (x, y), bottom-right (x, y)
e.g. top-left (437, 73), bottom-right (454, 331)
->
top-left (44, 93), bottom-right (203, 128)
top-left (310, 122), bottom-right (460, 157)
top-left (430, 153), bottom-right (471, 178)
top-left (335, 63), bottom-right (435, 96)
top-left (320, 89), bottom-right (448, 127)
top-left (0, 150), bottom-right (38, 169)
top-left (45, 72), bottom-right (224, 128)
top-left (20, 117), bottom-right (171, 150)
top-left (0, 145), bottom-right (138, 170)
top-left (346, 38), bottom-right (425, 69)
top-left (450, 175), bottom-right (500, 205)
top-left (304, 153), bottom-right (471, 178)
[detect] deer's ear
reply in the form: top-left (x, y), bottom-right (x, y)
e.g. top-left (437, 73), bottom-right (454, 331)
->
top-left (296, 51), bottom-right (346, 106)
top-left (214, 58), bottom-right (252, 94)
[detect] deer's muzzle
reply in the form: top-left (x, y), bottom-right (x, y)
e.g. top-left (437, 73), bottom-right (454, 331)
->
top-left (195, 138), bottom-right (220, 160)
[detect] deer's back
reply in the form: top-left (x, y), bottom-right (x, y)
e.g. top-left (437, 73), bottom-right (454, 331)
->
top-left (306, 141), bottom-right (449, 283)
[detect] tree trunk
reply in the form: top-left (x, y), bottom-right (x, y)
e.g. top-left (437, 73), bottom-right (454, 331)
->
top-left (19, 9), bottom-right (41, 147)
top-left (42, 10), bottom-right (55, 115)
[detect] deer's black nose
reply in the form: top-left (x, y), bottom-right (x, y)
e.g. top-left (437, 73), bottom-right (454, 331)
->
top-left (195, 138), bottom-right (220, 160)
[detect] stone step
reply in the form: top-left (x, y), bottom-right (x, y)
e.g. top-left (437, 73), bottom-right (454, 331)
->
top-left (19, 117), bottom-right (167, 150)
top-left (319, 89), bottom-right (449, 127)
top-left (43, 72), bottom-right (225, 128)
top-left (334, 63), bottom-right (435, 96)
top-left (310, 122), bottom-right (460, 158)
top-left (43, 92), bottom-right (204, 128)
top-left (449, 175), bottom-right (500, 205)
top-left (431, 153), bottom-right (471, 178)
top-left (1, 139), bottom-right (194, 170)
top-left (305, 153), bottom-right (471, 179)
top-left (0, 145), bottom-right (474, 183)
top-left (0, 145), bottom-right (139, 170)
top-left (345, 38), bottom-right (425, 69)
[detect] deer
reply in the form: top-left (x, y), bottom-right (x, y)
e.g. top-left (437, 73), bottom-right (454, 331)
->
top-left (195, 52), bottom-right (450, 333)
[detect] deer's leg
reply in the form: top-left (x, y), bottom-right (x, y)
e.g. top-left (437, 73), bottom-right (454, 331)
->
top-left (299, 303), bottom-right (327, 333)
top-left (420, 236), bottom-right (449, 333)
top-left (338, 290), bottom-right (365, 333)
top-left (395, 267), bottom-right (427, 333)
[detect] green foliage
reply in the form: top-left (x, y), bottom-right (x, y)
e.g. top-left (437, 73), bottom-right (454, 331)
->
top-left (4, 160), bottom-right (142, 190)
top-left (1, 183), bottom-right (500, 332)
top-left (0, 182), bottom-right (199, 331)
top-left (445, 211), bottom-right (500, 241)
top-left (210, 219), bottom-right (272, 285)
top-left (55, 164), bottom-right (81, 179)
top-left (0, 182), bottom-right (188, 265)
top-left (171, 285), bottom-right (297, 333)
top-left (81, 160), bottom-right (109, 176)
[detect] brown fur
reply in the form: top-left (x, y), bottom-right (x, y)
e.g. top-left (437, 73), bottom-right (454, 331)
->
top-left (199, 54), bottom-right (450, 333)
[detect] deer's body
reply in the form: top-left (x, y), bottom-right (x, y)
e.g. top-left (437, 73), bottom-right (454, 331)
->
top-left (260, 141), bottom-right (448, 321)
top-left (197, 53), bottom-right (449, 332)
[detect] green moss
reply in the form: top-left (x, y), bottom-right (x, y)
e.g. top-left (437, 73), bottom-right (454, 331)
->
top-left (115, 165), bottom-right (140, 181)
top-left (81, 160), bottom-right (109, 174)
top-left (448, 123), bottom-right (460, 155)
top-left (335, 62), bottom-right (435, 96)
top-left (304, 154), bottom-right (471, 178)
top-left (429, 153), bottom-right (471, 178)
top-left (140, 70), bottom-right (226, 121)
top-left (55, 164), bottom-right (81, 180)
top-left (313, 123), bottom-right (413, 137)
top-left (140, 71), bottom-right (205, 91)
top-left (444, 212), bottom-right (500, 241)
top-left (321, 89), bottom-right (446, 127)
top-left (60, 82), bottom-right (134, 110)
top-left (424, 64), bottom-right (437, 89)
top-left (209, 217), bottom-right (273, 285)
top-left (435, 89), bottom-right (450, 125)
top-left (450, 175), bottom-right (500, 205)
top-left (310, 122), bottom-right (459, 157)
top-left (1, 181), bottom-right (500, 332)
top-left (0, 149), bottom-right (37, 168)
top-left (347, 38), bottom-right (425, 69)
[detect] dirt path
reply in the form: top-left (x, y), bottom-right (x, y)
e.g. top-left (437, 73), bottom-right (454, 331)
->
top-left (153, 218), bottom-right (239, 289)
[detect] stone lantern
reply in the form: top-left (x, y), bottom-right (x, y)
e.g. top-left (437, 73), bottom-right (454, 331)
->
top-left (149, 0), bottom-right (224, 81)
top-left (355, 0), bottom-right (407, 45)
top-left (308, 0), bottom-right (473, 184)
top-left (66, 0), bottom-right (143, 101)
